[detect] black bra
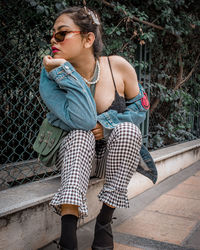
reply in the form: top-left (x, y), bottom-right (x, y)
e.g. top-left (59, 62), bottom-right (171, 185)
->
top-left (90, 57), bottom-right (126, 114)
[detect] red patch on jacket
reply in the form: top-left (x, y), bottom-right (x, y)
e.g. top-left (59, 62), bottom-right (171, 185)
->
top-left (141, 92), bottom-right (150, 110)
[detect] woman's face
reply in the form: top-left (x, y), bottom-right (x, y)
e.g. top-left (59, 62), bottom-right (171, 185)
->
top-left (51, 14), bottom-right (85, 61)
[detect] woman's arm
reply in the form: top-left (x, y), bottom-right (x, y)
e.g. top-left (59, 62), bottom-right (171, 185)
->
top-left (115, 55), bottom-right (140, 100)
top-left (39, 61), bottom-right (97, 131)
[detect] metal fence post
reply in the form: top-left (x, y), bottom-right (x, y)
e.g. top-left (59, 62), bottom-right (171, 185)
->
top-left (135, 44), bottom-right (151, 148)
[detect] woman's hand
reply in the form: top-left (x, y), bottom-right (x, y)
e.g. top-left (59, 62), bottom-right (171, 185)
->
top-left (43, 55), bottom-right (66, 72)
top-left (91, 123), bottom-right (104, 140)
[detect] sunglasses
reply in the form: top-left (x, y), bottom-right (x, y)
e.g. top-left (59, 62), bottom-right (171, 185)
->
top-left (49, 30), bottom-right (86, 43)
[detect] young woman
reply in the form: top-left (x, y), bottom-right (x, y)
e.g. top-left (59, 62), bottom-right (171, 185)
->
top-left (39, 6), bottom-right (156, 250)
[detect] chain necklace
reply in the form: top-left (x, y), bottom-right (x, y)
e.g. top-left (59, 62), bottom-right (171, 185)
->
top-left (83, 59), bottom-right (100, 85)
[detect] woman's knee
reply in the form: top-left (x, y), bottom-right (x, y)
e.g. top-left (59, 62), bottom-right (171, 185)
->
top-left (111, 122), bottom-right (142, 143)
top-left (71, 129), bottom-right (95, 141)
top-left (62, 130), bottom-right (95, 148)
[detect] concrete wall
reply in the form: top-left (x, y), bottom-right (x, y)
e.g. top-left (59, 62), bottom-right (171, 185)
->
top-left (0, 139), bottom-right (200, 250)
top-left (128, 140), bottom-right (200, 199)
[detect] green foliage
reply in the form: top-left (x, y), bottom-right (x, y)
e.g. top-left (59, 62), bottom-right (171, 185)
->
top-left (1, 0), bottom-right (200, 151)
top-left (149, 77), bottom-right (200, 148)
top-left (97, 0), bottom-right (200, 148)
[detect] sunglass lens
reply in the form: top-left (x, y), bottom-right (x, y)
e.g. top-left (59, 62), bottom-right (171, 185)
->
top-left (55, 31), bottom-right (66, 42)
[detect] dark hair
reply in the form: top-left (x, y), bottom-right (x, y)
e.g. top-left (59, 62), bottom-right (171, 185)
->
top-left (56, 6), bottom-right (103, 59)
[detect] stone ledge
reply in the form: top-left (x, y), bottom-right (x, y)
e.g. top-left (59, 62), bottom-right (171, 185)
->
top-left (1, 139), bottom-right (200, 250)
top-left (128, 139), bottom-right (200, 199)
top-left (150, 139), bottom-right (200, 162)
top-left (0, 175), bottom-right (103, 219)
top-left (0, 139), bottom-right (199, 219)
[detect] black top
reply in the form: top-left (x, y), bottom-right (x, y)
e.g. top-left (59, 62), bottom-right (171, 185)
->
top-left (105, 57), bottom-right (126, 113)
top-left (90, 57), bottom-right (126, 114)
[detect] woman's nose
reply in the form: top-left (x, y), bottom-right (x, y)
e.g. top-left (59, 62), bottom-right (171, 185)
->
top-left (50, 34), bottom-right (58, 45)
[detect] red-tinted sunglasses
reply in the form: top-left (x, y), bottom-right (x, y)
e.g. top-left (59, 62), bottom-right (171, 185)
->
top-left (51, 30), bottom-right (85, 42)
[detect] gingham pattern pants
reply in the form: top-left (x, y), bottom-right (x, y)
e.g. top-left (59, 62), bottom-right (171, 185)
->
top-left (49, 122), bottom-right (142, 218)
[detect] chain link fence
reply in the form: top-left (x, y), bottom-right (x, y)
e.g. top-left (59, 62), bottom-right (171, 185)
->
top-left (0, 0), bottom-right (58, 190)
top-left (0, 0), bottom-right (151, 190)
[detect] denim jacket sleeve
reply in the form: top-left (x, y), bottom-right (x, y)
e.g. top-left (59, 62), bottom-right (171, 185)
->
top-left (97, 84), bottom-right (149, 137)
top-left (39, 61), bottom-right (97, 131)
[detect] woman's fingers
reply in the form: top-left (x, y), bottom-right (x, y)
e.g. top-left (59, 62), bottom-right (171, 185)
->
top-left (91, 123), bottom-right (104, 140)
top-left (92, 123), bottom-right (102, 132)
top-left (91, 129), bottom-right (103, 140)
top-left (94, 133), bottom-right (103, 140)
top-left (43, 56), bottom-right (66, 72)
top-left (91, 127), bottom-right (101, 135)
top-left (43, 55), bottom-right (52, 65)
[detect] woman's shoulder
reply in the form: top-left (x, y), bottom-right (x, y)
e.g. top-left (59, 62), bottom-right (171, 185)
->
top-left (101, 55), bottom-right (135, 71)
top-left (100, 55), bottom-right (128, 65)
top-left (100, 55), bottom-right (136, 78)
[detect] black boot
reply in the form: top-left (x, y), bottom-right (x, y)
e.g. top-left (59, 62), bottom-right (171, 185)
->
top-left (53, 240), bottom-right (78, 250)
top-left (91, 203), bottom-right (115, 250)
top-left (92, 220), bottom-right (114, 250)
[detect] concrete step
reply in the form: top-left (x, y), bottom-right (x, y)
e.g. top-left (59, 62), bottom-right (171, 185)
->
top-left (41, 160), bottom-right (200, 250)
top-left (0, 139), bottom-right (200, 250)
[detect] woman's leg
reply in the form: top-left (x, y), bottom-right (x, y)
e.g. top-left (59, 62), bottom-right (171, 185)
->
top-left (49, 130), bottom-right (95, 249)
top-left (92, 122), bottom-right (142, 249)
top-left (98, 122), bottom-right (142, 208)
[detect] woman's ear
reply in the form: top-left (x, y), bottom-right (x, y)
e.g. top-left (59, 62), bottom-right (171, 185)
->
top-left (84, 32), bottom-right (95, 49)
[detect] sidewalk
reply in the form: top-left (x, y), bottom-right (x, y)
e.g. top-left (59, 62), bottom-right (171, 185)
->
top-left (41, 160), bottom-right (200, 250)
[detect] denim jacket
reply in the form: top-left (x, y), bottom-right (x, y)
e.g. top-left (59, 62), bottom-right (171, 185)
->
top-left (39, 61), bottom-right (157, 184)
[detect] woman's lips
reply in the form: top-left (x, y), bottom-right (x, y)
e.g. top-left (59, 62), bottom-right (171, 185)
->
top-left (52, 50), bottom-right (60, 53)
top-left (52, 47), bottom-right (60, 53)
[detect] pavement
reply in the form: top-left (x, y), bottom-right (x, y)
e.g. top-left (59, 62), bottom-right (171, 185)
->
top-left (41, 160), bottom-right (200, 250)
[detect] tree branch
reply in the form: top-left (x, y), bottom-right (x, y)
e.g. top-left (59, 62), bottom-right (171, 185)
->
top-left (174, 52), bottom-right (200, 90)
top-left (120, 33), bottom-right (135, 51)
top-left (175, 53), bottom-right (183, 89)
top-left (99, 0), bottom-right (165, 32)
top-left (150, 97), bottom-right (160, 115)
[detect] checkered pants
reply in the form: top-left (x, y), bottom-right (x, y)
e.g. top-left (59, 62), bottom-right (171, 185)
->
top-left (49, 122), bottom-right (142, 218)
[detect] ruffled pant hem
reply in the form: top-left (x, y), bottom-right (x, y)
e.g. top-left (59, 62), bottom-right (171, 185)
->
top-left (49, 186), bottom-right (88, 218)
top-left (97, 186), bottom-right (130, 208)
